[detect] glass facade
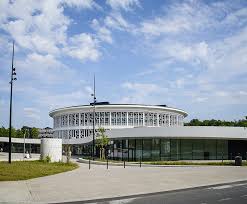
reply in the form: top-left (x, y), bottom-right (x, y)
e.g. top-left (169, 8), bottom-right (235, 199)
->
top-left (107, 138), bottom-right (229, 161)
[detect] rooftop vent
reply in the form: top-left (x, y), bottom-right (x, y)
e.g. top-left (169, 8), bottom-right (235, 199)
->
top-left (90, 101), bottom-right (110, 106)
top-left (158, 104), bottom-right (167, 107)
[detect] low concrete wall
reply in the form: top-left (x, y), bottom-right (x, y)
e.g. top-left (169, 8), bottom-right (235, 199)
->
top-left (41, 138), bottom-right (62, 162)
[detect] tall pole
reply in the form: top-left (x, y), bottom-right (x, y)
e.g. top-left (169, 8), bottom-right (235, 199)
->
top-left (92, 74), bottom-right (96, 160)
top-left (8, 41), bottom-right (16, 164)
top-left (23, 130), bottom-right (26, 159)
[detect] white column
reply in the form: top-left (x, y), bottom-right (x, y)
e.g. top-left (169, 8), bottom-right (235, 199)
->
top-left (109, 112), bottom-right (112, 126)
top-left (143, 112), bottom-right (145, 126)
top-left (78, 112), bottom-right (81, 127)
top-left (126, 112), bottom-right (128, 127)
top-left (157, 113), bottom-right (159, 127)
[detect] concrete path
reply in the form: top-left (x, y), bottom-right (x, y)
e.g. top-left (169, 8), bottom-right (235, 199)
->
top-left (1, 161), bottom-right (247, 204)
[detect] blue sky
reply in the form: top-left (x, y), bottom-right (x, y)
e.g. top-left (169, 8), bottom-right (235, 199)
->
top-left (0, 0), bottom-right (247, 128)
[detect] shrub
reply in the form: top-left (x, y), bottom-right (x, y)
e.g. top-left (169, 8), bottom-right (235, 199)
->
top-left (44, 155), bottom-right (51, 163)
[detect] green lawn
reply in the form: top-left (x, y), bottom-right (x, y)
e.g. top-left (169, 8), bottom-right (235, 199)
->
top-left (144, 161), bottom-right (247, 166)
top-left (0, 160), bottom-right (78, 181)
top-left (81, 157), bottom-right (246, 166)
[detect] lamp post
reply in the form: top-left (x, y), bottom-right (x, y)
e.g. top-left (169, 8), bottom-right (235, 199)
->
top-left (91, 75), bottom-right (96, 160)
top-left (23, 129), bottom-right (26, 159)
top-left (8, 41), bottom-right (17, 164)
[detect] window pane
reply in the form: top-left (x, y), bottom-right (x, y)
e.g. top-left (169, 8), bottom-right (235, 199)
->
top-left (152, 139), bottom-right (160, 160)
top-left (181, 139), bottom-right (192, 160)
top-left (161, 139), bottom-right (170, 160)
top-left (171, 139), bottom-right (180, 160)
top-left (192, 140), bottom-right (204, 160)
top-left (136, 139), bottom-right (142, 160)
top-left (204, 140), bottom-right (216, 160)
top-left (143, 139), bottom-right (152, 160)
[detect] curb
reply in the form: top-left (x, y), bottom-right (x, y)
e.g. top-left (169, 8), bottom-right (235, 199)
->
top-left (56, 180), bottom-right (247, 204)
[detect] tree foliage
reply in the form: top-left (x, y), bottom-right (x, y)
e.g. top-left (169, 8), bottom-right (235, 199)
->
top-left (96, 128), bottom-right (109, 160)
top-left (185, 118), bottom-right (247, 127)
top-left (0, 126), bottom-right (40, 138)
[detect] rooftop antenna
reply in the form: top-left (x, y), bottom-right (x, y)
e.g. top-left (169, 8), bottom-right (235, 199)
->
top-left (91, 74), bottom-right (96, 160)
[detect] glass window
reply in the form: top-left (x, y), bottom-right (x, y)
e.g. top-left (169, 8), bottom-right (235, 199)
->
top-left (80, 113), bottom-right (84, 126)
top-left (122, 140), bottom-right (128, 160)
top-left (111, 112), bottom-right (116, 125)
top-left (204, 140), bottom-right (216, 160)
top-left (134, 112), bottom-right (138, 126)
top-left (161, 139), bottom-right (170, 160)
top-left (128, 139), bottom-right (135, 161)
top-left (139, 113), bottom-right (143, 126)
top-left (144, 113), bottom-right (148, 126)
top-left (128, 112), bottom-right (134, 126)
top-left (149, 113), bottom-right (154, 126)
top-left (153, 114), bottom-right (157, 126)
top-left (217, 140), bottom-right (228, 160)
top-left (152, 139), bottom-right (160, 160)
top-left (136, 139), bottom-right (142, 160)
top-left (117, 112), bottom-right (121, 125)
top-left (105, 112), bottom-right (110, 125)
top-left (122, 112), bottom-right (127, 125)
top-left (192, 140), bottom-right (204, 160)
top-left (75, 113), bottom-right (79, 126)
top-left (100, 112), bottom-right (104, 126)
top-left (171, 139), bottom-right (180, 160)
top-left (143, 139), bottom-right (152, 161)
top-left (89, 113), bottom-right (93, 126)
top-left (181, 139), bottom-right (192, 160)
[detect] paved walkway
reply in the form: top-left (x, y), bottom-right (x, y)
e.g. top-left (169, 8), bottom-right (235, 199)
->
top-left (1, 161), bottom-right (247, 204)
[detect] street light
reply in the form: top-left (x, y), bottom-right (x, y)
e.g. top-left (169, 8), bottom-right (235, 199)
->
top-left (8, 41), bottom-right (17, 164)
top-left (91, 75), bottom-right (96, 160)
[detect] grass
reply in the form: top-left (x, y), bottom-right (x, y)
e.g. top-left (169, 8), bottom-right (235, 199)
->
top-left (82, 157), bottom-right (247, 166)
top-left (144, 161), bottom-right (247, 166)
top-left (0, 160), bottom-right (78, 181)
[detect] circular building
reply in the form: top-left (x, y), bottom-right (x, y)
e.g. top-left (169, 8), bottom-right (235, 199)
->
top-left (49, 102), bottom-right (247, 161)
top-left (49, 102), bottom-right (188, 141)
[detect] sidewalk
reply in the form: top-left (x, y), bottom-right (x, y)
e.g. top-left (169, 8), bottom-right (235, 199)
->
top-left (0, 161), bottom-right (247, 203)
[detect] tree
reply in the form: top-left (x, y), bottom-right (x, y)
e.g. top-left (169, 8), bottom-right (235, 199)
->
top-left (16, 129), bottom-right (24, 138)
top-left (0, 127), bottom-right (8, 137)
top-left (31, 128), bottom-right (39, 138)
top-left (63, 144), bottom-right (72, 163)
top-left (96, 128), bottom-right (109, 160)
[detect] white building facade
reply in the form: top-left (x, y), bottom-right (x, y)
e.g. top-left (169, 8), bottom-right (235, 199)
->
top-left (49, 103), bottom-right (188, 141)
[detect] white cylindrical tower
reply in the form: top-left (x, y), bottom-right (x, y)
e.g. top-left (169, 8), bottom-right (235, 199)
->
top-left (41, 138), bottom-right (62, 162)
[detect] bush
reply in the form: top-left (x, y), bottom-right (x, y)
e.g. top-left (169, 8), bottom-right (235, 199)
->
top-left (44, 155), bottom-right (51, 163)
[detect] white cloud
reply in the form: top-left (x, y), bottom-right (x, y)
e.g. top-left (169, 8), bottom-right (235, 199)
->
top-left (139, 1), bottom-right (214, 36)
top-left (91, 19), bottom-right (113, 44)
top-left (104, 12), bottom-right (130, 31)
top-left (62, 0), bottom-right (100, 10)
top-left (156, 41), bottom-right (209, 63)
top-left (193, 97), bottom-right (208, 103)
top-left (39, 89), bottom-right (91, 110)
top-left (63, 33), bottom-right (101, 62)
top-left (24, 107), bottom-right (40, 120)
top-left (121, 82), bottom-right (167, 104)
top-left (0, 1), bottom-right (69, 55)
top-left (18, 53), bottom-right (74, 84)
top-left (0, 0), bottom-right (102, 62)
top-left (106, 0), bottom-right (139, 11)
